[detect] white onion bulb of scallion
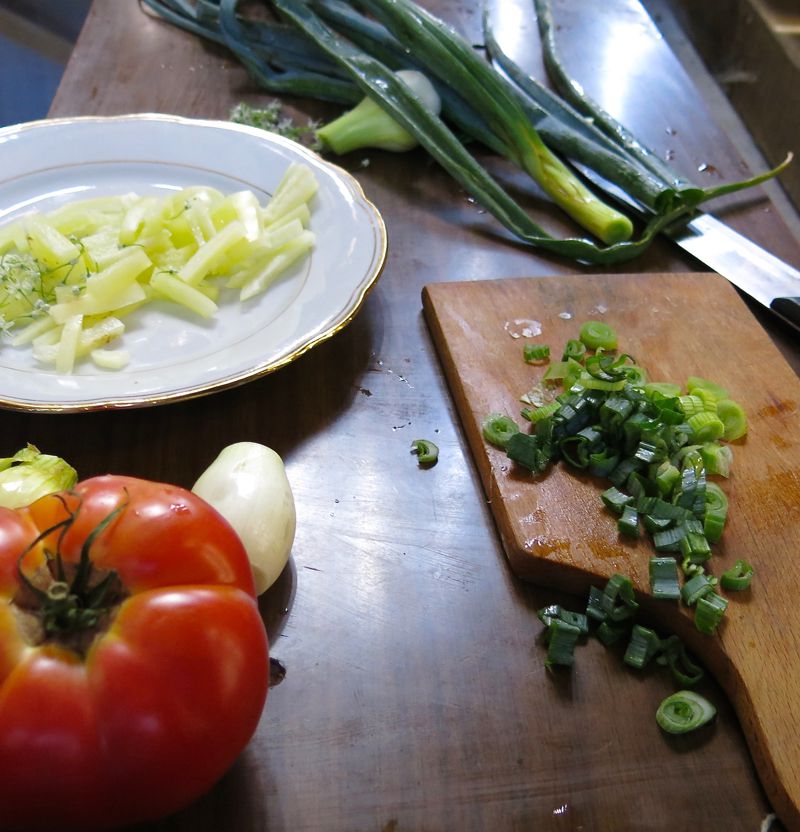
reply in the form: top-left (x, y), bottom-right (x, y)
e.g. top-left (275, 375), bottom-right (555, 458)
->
top-left (192, 442), bottom-right (296, 595)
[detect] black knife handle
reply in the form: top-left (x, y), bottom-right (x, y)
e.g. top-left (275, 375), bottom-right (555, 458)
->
top-left (770, 297), bottom-right (800, 334)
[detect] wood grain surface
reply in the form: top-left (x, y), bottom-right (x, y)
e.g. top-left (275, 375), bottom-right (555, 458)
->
top-left (423, 271), bottom-right (800, 827)
top-left (1, 0), bottom-right (796, 829)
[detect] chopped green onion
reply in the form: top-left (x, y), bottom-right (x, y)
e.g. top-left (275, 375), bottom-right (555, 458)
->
top-left (686, 377), bottom-right (729, 399)
top-left (656, 690), bottom-right (716, 734)
top-left (678, 521), bottom-right (712, 565)
top-left (596, 620), bottom-right (630, 645)
top-left (681, 572), bottom-right (715, 606)
top-left (481, 413), bottom-right (519, 449)
top-left (601, 573), bottom-right (639, 622)
top-left (645, 382), bottom-right (682, 399)
top-left (617, 504), bottom-right (640, 537)
top-left (524, 343), bottom-right (550, 363)
top-left (700, 442), bottom-right (733, 477)
top-left (642, 513), bottom-right (672, 533)
top-left (537, 604), bottom-right (589, 635)
top-left (694, 592), bottom-right (728, 635)
top-left (505, 432), bottom-right (553, 474)
top-left (693, 387), bottom-right (720, 412)
top-left (586, 585), bottom-right (607, 622)
top-left (523, 400), bottom-right (560, 424)
top-left (720, 559), bottom-right (754, 591)
top-left (410, 439), bottom-right (439, 466)
top-left (601, 485), bottom-right (633, 515)
top-left (677, 394), bottom-right (705, 418)
top-left (715, 398), bottom-right (748, 441)
top-left (703, 482), bottom-right (728, 544)
top-left (561, 338), bottom-right (586, 363)
top-left (653, 524), bottom-right (686, 553)
top-left (686, 411), bottom-right (725, 442)
top-left (649, 556), bottom-right (680, 600)
top-left (544, 618), bottom-right (582, 667)
top-left (579, 320), bottom-right (617, 351)
top-left (653, 460), bottom-right (680, 495)
top-left (657, 635), bottom-right (704, 686)
top-left (623, 624), bottom-right (661, 669)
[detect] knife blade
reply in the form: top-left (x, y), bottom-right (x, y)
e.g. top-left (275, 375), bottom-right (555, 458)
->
top-left (669, 213), bottom-right (800, 333)
top-left (572, 161), bottom-right (800, 335)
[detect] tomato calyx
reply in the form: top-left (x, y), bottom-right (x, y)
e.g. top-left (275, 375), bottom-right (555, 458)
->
top-left (13, 493), bottom-right (129, 656)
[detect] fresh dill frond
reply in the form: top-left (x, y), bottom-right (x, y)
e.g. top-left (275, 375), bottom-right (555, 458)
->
top-left (230, 101), bottom-right (322, 151)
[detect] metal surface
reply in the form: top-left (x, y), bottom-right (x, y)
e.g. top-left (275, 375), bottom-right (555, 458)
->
top-left (672, 213), bottom-right (800, 329)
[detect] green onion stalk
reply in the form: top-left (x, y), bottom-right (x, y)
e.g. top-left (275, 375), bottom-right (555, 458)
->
top-left (336, 0), bottom-right (633, 244)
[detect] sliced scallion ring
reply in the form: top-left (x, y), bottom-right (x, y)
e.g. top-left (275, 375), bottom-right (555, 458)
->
top-left (481, 413), bottom-right (519, 449)
top-left (410, 439), bottom-right (439, 466)
top-left (523, 342), bottom-right (550, 363)
top-left (720, 559), bottom-right (754, 591)
top-left (716, 398), bottom-right (748, 441)
top-left (656, 690), bottom-right (716, 734)
top-left (579, 320), bottom-right (617, 350)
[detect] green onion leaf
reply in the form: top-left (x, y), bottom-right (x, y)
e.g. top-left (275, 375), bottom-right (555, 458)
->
top-left (596, 620), bottom-right (631, 645)
top-left (601, 486), bottom-right (633, 515)
top-left (506, 431), bottom-right (552, 474)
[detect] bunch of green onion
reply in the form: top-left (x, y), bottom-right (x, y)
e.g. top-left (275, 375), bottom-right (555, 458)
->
top-left (141, 0), bottom-right (791, 264)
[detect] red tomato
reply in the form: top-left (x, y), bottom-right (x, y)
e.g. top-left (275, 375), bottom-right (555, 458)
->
top-left (0, 475), bottom-right (269, 831)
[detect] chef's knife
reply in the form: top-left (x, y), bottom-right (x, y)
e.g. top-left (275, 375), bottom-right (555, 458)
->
top-left (668, 213), bottom-right (800, 333)
top-left (572, 162), bottom-right (800, 335)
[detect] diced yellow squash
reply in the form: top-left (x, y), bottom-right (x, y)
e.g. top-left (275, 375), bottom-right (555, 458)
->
top-left (119, 196), bottom-right (159, 245)
top-left (91, 347), bottom-right (130, 370)
top-left (50, 280), bottom-right (147, 325)
top-left (177, 220), bottom-right (247, 286)
top-left (151, 271), bottom-right (218, 318)
top-left (25, 213), bottom-right (81, 271)
top-left (10, 315), bottom-right (58, 347)
top-left (240, 230), bottom-right (315, 301)
top-left (54, 314), bottom-right (83, 374)
top-left (85, 248), bottom-right (152, 304)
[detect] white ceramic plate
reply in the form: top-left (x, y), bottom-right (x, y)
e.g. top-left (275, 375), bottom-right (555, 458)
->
top-left (0, 114), bottom-right (386, 412)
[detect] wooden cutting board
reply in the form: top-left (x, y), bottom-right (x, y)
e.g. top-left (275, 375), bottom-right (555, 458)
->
top-left (422, 272), bottom-right (800, 830)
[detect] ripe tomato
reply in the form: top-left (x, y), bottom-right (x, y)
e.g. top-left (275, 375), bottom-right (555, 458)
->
top-left (0, 475), bottom-right (269, 831)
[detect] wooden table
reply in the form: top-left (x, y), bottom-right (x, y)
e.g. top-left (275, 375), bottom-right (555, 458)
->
top-left (8, 0), bottom-right (800, 829)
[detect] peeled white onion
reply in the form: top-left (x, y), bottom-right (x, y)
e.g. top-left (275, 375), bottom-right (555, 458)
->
top-left (192, 442), bottom-right (296, 594)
